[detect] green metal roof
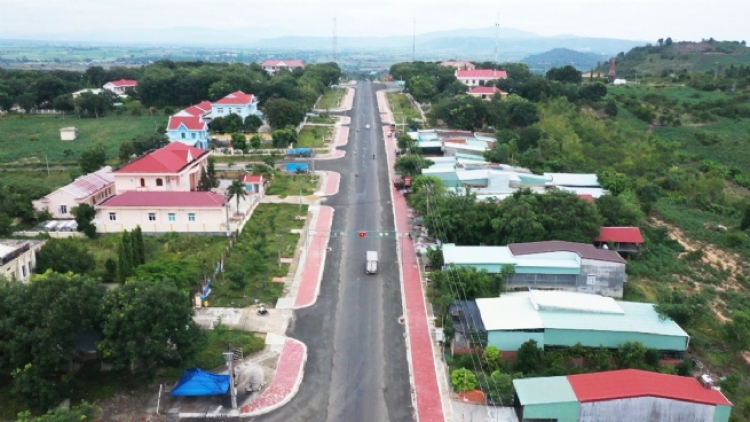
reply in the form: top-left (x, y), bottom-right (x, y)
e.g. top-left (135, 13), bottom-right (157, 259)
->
top-left (514, 376), bottom-right (577, 405)
top-left (539, 300), bottom-right (689, 338)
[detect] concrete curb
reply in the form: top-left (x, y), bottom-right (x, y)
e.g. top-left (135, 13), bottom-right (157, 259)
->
top-left (240, 337), bottom-right (308, 418)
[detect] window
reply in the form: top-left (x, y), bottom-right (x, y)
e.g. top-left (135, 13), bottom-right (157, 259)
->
top-left (156, 178), bottom-right (163, 187)
top-left (586, 274), bottom-right (597, 285)
top-left (181, 133), bottom-right (186, 139)
top-left (60, 205), bottom-right (67, 214)
top-left (109, 212), bottom-right (116, 221)
top-left (235, 108), bottom-right (241, 114)
top-left (217, 108), bottom-right (224, 114)
top-left (148, 213), bottom-right (156, 221)
top-left (188, 213), bottom-right (196, 222)
top-left (168, 213), bottom-right (176, 222)
top-left (191, 133), bottom-right (196, 139)
top-left (140, 178), bottom-right (145, 187)
top-left (21, 265), bottom-right (26, 277)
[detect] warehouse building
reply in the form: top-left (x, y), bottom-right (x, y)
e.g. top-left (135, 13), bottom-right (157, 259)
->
top-left (442, 241), bottom-right (627, 298)
top-left (513, 369), bottom-right (732, 422)
top-left (470, 290), bottom-right (688, 357)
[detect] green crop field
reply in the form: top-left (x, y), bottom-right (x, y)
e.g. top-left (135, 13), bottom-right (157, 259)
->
top-left (0, 114), bottom-right (167, 165)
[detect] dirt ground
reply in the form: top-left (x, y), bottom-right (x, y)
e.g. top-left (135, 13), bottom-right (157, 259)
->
top-left (95, 385), bottom-right (163, 422)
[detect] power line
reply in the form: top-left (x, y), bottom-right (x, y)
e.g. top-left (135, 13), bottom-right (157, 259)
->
top-left (412, 17), bottom-right (416, 62)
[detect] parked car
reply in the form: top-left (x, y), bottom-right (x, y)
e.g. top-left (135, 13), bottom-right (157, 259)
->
top-left (365, 124), bottom-right (371, 129)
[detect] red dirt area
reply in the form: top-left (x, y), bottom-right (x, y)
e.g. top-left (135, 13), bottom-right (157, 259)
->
top-left (458, 390), bottom-right (486, 404)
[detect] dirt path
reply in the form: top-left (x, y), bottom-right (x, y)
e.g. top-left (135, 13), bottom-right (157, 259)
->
top-left (651, 218), bottom-right (743, 322)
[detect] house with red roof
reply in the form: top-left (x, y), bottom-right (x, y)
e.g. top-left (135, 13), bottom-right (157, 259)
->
top-left (455, 69), bottom-right (508, 87)
top-left (514, 369), bottom-right (732, 422)
top-left (242, 174), bottom-right (266, 198)
top-left (112, 142), bottom-right (211, 194)
top-left (32, 166), bottom-right (115, 219)
top-left (102, 79), bottom-right (138, 97)
top-left (439, 60), bottom-right (476, 70)
top-left (594, 226), bottom-right (645, 255)
top-left (466, 85), bottom-right (507, 101)
top-left (261, 60), bottom-right (305, 74)
top-left (210, 90), bottom-right (261, 120)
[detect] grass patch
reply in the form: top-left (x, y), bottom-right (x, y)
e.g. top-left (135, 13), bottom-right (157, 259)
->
top-left (194, 326), bottom-right (265, 370)
top-left (308, 115), bottom-right (335, 124)
top-left (297, 126), bottom-right (331, 148)
top-left (0, 169), bottom-right (74, 191)
top-left (266, 173), bottom-right (318, 196)
top-left (317, 88), bottom-right (346, 109)
top-left (0, 113), bottom-right (167, 165)
top-left (211, 204), bottom-right (308, 307)
top-left (386, 92), bottom-right (421, 123)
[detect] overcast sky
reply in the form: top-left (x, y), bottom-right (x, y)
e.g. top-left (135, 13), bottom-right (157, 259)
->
top-left (0, 0), bottom-right (747, 41)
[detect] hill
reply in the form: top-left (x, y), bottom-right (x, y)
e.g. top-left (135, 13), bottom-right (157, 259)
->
top-left (521, 48), bottom-right (609, 72)
top-left (595, 40), bottom-right (750, 78)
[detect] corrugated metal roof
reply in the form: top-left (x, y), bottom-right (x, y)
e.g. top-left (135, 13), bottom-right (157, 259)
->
top-left (557, 186), bottom-right (610, 198)
top-left (568, 369), bottom-right (732, 406)
top-left (530, 290), bottom-right (624, 314)
top-left (99, 191), bottom-right (225, 207)
top-left (476, 294), bottom-right (545, 331)
top-left (514, 376), bottom-right (578, 405)
top-left (595, 227), bottom-right (645, 244)
top-left (60, 167), bottom-right (114, 199)
top-left (540, 300), bottom-right (689, 338)
top-left (509, 241), bottom-right (626, 264)
top-left (442, 244), bottom-right (516, 266)
top-left (476, 291), bottom-right (688, 339)
top-left (544, 173), bottom-right (600, 187)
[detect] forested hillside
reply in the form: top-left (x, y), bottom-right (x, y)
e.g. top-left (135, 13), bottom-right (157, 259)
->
top-left (392, 55), bottom-right (750, 416)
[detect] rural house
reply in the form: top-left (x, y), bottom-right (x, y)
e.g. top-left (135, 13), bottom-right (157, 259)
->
top-left (102, 79), bottom-right (137, 96)
top-left (1, 239), bottom-right (45, 283)
top-left (210, 91), bottom-right (262, 120)
top-left (439, 60), bottom-right (476, 70)
top-left (261, 60), bottom-right (305, 74)
top-left (467, 86), bottom-right (507, 100)
top-left (455, 69), bottom-right (508, 87)
top-left (594, 226), bottom-right (645, 255)
top-left (111, 142), bottom-right (210, 194)
top-left (32, 166), bottom-right (115, 219)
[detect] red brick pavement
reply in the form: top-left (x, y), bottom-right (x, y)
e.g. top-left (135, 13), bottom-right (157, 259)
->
top-left (384, 126), bottom-right (446, 422)
top-left (336, 126), bottom-right (350, 146)
top-left (240, 338), bottom-right (307, 415)
top-left (293, 205), bottom-right (333, 309)
top-left (323, 172), bottom-right (340, 196)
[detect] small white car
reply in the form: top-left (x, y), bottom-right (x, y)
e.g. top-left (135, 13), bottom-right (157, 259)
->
top-left (365, 124), bottom-right (371, 129)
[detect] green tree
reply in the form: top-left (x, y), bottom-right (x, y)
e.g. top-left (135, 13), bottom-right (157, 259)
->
top-left (585, 345), bottom-right (614, 371)
top-left (250, 134), bottom-right (263, 150)
top-left (131, 133), bottom-right (169, 156)
top-left (604, 99), bottom-right (619, 117)
top-left (0, 92), bottom-right (14, 111)
top-left (483, 345), bottom-right (502, 371)
top-left (0, 212), bottom-right (12, 236)
top-left (98, 281), bottom-right (206, 376)
top-left (117, 230), bottom-right (134, 282)
top-left (515, 339), bottom-right (543, 375)
top-left (36, 238), bottom-right (95, 275)
top-left (119, 141), bottom-right (136, 163)
top-left (78, 143), bottom-right (107, 174)
top-left (132, 225), bottom-right (145, 265)
top-left (264, 98), bottom-right (305, 128)
top-left (595, 193), bottom-right (644, 227)
top-left (71, 203), bottom-right (97, 238)
top-left (741, 204), bottom-right (750, 231)
top-left (231, 132), bottom-right (247, 152)
top-left (483, 370), bottom-right (514, 405)
top-left (617, 341), bottom-right (649, 369)
top-left (546, 65), bottom-right (583, 84)
top-left (394, 155), bottom-right (434, 178)
top-left (723, 311), bottom-right (750, 352)
top-left (244, 115), bottom-right (263, 133)
top-left (134, 256), bottom-right (201, 293)
top-left (597, 170), bottom-right (633, 196)
top-left (578, 82), bottom-right (608, 102)
top-left (271, 126), bottom-right (298, 148)
top-left (227, 179), bottom-right (247, 215)
top-left (450, 368), bottom-right (478, 392)
top-left (16, 402), bottom-right (100, 422)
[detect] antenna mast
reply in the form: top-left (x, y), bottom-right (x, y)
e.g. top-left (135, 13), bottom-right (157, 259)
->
top-left (332, 17), bottom-right (337, 62)
top-left (412, 18), bottom-right (416, 62)
top-left (494, 13), bottom-right (499, 63)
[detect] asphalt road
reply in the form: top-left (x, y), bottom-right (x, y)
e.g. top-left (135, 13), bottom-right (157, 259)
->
top-left (242, 81), bottom-right (411, 421)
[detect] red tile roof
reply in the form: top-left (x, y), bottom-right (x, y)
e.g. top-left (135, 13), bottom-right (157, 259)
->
top-left (577, 194), bottom-right (595, 203)
top-left (242, 174), bottom-right (264, 183)
top-left (595, 227), bottom-right (644, 244)
top-left (181, 101), bottom-right (213, 117)
top-left (261, 60), bottom-right (305, 67)
top-left (213, 91), bottom-right (255, 105)
top-left (167, 115), bottom-right (207, 131)
top-left (107, 79), bottom-right (138, 87)
top-left (468, 86), bottom-right (504, 95)
top-left (99, 191), bottom-right (225, 207)
top-left (568, 369), bottom-right (732, 406)
top-left (456, 69), bottom-right (508, 79)
top-left (116, 142), bottom-right (208, 174)
top-left (508, 241), bottom-right (626, 264)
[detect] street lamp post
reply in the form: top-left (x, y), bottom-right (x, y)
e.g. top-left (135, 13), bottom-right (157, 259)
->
top-left (223, 348), bottom-right (237, 409)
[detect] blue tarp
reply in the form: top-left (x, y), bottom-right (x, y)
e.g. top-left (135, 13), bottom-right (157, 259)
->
top-left (285, 163), bottom-right (309, 172)
top-left (287, 148), bottom-right (313, 156)
top-left (170, 368), bottom-right (230, 396)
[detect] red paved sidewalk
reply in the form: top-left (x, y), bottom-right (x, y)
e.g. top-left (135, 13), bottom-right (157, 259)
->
top-left (240, 338), bottom-right (307, 416)
top-left (323, 172), bottom-right (340, 196)
top-left (336, 126), bottom-right (350, 146)
top-left (293, 205), bottom-right (333, 308)
top-left (384, 125), bottom-right (446, 422)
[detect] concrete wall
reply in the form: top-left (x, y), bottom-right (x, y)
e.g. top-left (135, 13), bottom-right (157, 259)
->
top-left (714, 405), bottom-right (732, 422)
top-left (95, 206), bottom-right (226, 234)
top-left (579, 396), bottom-right (716, 422)
top-left (574, 258), bottom-right (626, 298)
top-left (488, 330), bottom-right (544, 352)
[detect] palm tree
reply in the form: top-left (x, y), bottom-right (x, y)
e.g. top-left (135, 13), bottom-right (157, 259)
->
top-left (227, 179), bottom-right (247, 215)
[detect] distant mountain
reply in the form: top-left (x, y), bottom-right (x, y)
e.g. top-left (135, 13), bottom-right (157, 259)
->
top-left (522, 48), bottom-right (609, 71)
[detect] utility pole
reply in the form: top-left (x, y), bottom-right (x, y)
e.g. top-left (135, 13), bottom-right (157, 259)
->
top-left (224, 346), bottom-right (237, 409)
top-left (333, 17), bottom-right (338, 62)
top-left (494, 12), bottom-right (499, 64)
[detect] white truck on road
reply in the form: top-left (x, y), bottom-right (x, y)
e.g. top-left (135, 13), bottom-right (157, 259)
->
top-left (366, 251), bottom-right (378, 274)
